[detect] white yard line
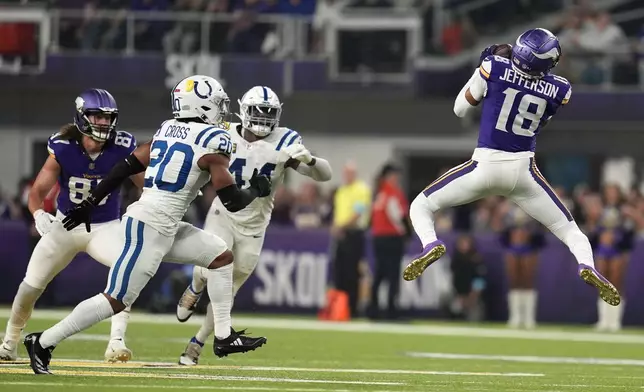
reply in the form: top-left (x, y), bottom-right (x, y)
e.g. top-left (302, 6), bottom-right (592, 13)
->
top-left (0, 358), bottom-right (544, 377)
top-left (407, 352), bottom-right (644, 367)
top-left (2, 308), bottom-right (643, 344)
top-left (0, 368), bottom-right (404, 386)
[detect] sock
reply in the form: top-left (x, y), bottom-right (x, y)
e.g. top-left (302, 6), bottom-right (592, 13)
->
top-left (110, 305), bottom-right (130, 341)
top-left (609, 299), bottom-right (625, 332)
top-left (552, 222), bottom-right (594, 268)
top-left (596, 298), bottom-right (608, 330)
top-left (195, 301), bottom-right (214, 343)
top-left (207, 263), bottom-right (233, 340)
top-left (3, 282), bottom-right (43, 348)
top-left (190, 336), bottom-right (205, 347)
top-left (409, 194), bottom-right (438, 247)
top-left (39, 294), bottom-right (114, 349)
top-left (190, 266), bottom-right (208, 294)
top-left (507, 290), bottom-right (521, 327)
top-left (522, 290), bottom-right (537, 328)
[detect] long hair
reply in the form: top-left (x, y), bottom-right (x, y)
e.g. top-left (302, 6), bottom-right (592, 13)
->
top-left (57, 123), bottom-right (82, 142)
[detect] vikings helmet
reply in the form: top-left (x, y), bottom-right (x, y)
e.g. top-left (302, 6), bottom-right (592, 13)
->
top-left (511, 28), bottom-right (561, 78)
top-left (73, 88), bottom-right (119, 142)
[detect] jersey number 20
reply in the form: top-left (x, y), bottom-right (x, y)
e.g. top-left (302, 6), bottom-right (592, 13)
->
top-left (495, 87), bottom-right (547, 137)
top-left (145, 141), bottom-right (194, 192)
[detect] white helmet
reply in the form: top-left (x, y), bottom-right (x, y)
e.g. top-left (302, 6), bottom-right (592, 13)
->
top-left (171, 75), bottom-right (229, 125)
top-left (237, 86), bottom-right (282, 137)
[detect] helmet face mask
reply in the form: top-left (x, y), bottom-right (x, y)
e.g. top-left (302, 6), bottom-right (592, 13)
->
top-left (237, 86), bottom-right (282, 137)
top-left (172, 75), bottom-right (229, 126)
top-left (74, 89), bottom-right (119, 142)
top-left (511, 28), bottom-right (561, 78)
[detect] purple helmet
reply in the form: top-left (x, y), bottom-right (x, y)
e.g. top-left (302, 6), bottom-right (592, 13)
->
top-left (511, 28), bottom-right (561, 78)
top-left (73, 88), bottom-right (119, 142)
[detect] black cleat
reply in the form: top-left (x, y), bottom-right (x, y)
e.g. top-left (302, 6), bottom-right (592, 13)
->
top-left (23, 332), bottom-right (54, 374)
top-left (214, 328), bottom-right (267, 358)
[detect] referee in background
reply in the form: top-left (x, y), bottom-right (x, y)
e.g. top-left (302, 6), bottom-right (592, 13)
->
top-left (331, 161), bottom-right (371, 318)
top-left (368, 163), bottom-right (409, 320)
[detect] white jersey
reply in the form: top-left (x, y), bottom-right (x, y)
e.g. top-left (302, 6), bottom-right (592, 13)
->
top-left (211, 123), bottom-right (302, 235)
top-left (126, 119), bottom-right (233, 236)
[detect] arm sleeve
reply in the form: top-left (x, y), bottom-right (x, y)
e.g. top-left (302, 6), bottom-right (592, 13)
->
top-left (295, 156), bottom-right (333, 181)
top-left (453, 59), bottom-right (489, 118)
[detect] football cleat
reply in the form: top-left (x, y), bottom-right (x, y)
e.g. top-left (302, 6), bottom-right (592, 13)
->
top-left (177, 285), bottom-right (203, 323)
top-left (23, 332), bottom-right (54, 374)
top-left (578, 264), bottom-right (621, 306)
top-left (178, 338), bottom-right (203, 366)
top-left (214, 328), bottom-right (267, 358)
top-left (403, 240), bottom-right (447, 281)
top-left (0, 340), bottom-right (17, 361)
top-left (104, 338), bottom-right (132, 363)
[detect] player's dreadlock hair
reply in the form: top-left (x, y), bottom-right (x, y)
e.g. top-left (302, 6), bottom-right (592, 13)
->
top-left (58, 123), bottom-right (83, 142)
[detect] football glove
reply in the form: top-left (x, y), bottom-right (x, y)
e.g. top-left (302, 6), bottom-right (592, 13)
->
top-left (33, 209), bottom-right (56, 236)
top-left (283, 143), bottom-right (313, 165)
top-left (248, 168), bottom-right (272, 198)
top-left (62, 197), bottom-right (96, 232)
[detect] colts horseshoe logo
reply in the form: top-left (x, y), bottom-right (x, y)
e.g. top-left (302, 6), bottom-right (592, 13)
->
top-left (193, 80), bottom-right (213, 99)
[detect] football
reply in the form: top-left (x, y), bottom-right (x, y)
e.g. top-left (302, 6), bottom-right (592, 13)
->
top-left (493, 43), bottom-right (513, 58)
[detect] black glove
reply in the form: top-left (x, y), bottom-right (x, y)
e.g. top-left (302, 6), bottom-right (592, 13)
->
top-left (248, 168), bottom-right (272, 197)
top-left (62, 196), bottom-right (97, 232)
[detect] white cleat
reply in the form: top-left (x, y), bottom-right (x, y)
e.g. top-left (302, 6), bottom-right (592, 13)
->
top-left (104, 338), bottom-right (133, 363)
top-left (0, 340), bottom-right (17, 361)
top-left (177, 286), bottom-right (203, 322)
top-left (178, 340), bottom-right (202, 366)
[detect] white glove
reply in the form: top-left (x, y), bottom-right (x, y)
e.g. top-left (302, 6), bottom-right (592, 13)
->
top-left (283, 144), bottom-right (313, 165)
top-left (33, 209), bottom-right (56, 236)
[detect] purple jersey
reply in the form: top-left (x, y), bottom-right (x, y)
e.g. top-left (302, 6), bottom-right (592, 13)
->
top-left (477, 55), bottom-right (571, 152)
top-left (47, 130), bottom-right (136, 223)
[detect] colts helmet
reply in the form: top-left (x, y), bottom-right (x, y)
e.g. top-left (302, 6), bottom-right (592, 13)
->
top-left (237, 86), bottom-right (283, 137)
top-left (511, 28), bottom-right (561, 78)
top-left (172, 75), bottom-right (230, 125)
top-left (74, 88), bottom-right (119, 142)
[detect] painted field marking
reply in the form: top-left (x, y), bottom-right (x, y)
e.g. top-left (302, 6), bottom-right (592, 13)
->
top-left (2, 382), bottom-right (410, 392)
top-left (0, 368), bottom-right (405, 386)
top-left (407, 352), bottom-right (644, 367)
top-left (2, 308), bottom-right (643, 345)
top-left (0, 358), bottom-right (544, 377)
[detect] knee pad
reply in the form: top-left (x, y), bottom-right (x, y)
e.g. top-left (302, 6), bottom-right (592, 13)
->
top-left (410, 193), bottom-right (438, 216)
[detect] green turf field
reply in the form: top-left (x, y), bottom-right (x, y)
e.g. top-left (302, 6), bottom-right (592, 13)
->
top-left (1, 309), bottom-right (644, 391)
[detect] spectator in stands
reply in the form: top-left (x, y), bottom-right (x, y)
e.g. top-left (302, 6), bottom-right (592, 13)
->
top-left (449, 234), bottom-right (486, 322)
top-left (331, 161), bottom-right (371, 318)
top-left (312, 0), bottom-right (349, 53)
top-left (163, 0), bottom-right (213, 54)
top-left (502, 207), bottom-right (544, 329)
top-left (132, 0), bottom-right (171, 51)
top-left (367, 163), bottom-right (409, 321)
top-left (271, 185), bottom-right (295, 225)
top-left (226, 1), bottom-right (268, 53)
top-left (441, 12), bottom-right (476, 55)
top-left (292, 182), bottom-right (324, 229)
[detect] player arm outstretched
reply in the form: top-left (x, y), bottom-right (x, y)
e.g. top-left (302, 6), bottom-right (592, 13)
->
top-left (61, 141), bottom-right (152, 231)
top-left (198, 153), bottom-right (272, 212)
top-left (29, 156), bottom-right (61, 236)
top-left (283, 144), bottom-right (332, 182)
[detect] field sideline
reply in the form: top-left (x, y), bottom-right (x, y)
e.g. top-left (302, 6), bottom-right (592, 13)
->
top-left (1, 308), bottom-right (643, 391)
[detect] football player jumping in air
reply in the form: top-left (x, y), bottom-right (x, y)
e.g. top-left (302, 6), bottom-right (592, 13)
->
top-left (23, 75), bottom-right (272, 374)
top-left (0, 89), bottom-right (139, 363)
top-left (175, 86), bottom-right (332, 365)
top-left (402, 28), bottom-right (621, 309)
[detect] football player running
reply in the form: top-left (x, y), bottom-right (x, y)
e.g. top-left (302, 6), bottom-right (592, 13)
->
top-left (0, 89), bottom-right (139, 363)
top-left (22, 75), bottom-right (272, 374)
top-left (403, 29), bottom-right (621, 308)
top-left (175, 86), bottom-right (332, 365)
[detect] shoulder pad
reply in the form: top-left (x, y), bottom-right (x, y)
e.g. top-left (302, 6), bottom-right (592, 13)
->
top-left (195, 126), bottom-right (233, 157)
top-left (47, 132), bottom-right (71, 158)
top-left (113, 130), bottom-right (137, 153)
top-left (274, 128), bottom-right (301, 151)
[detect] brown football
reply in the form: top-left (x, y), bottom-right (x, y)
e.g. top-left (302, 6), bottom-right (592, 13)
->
top-left (493, 44), bottom-right (513, 58)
